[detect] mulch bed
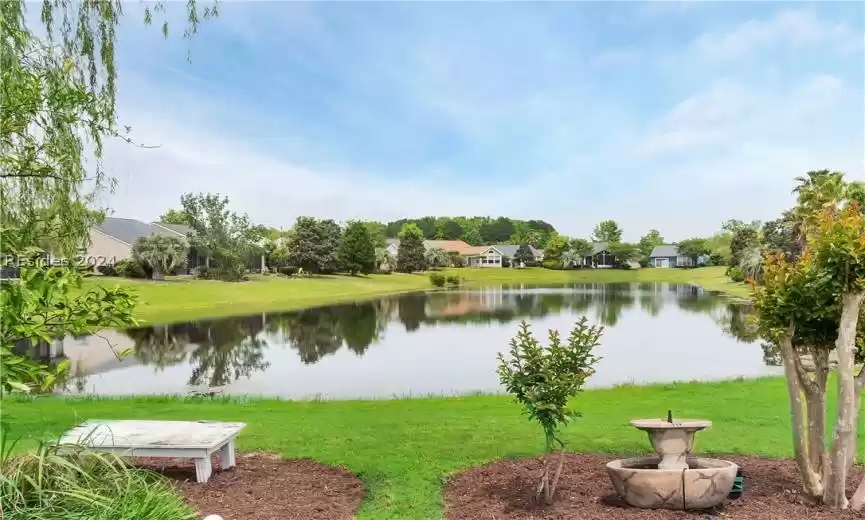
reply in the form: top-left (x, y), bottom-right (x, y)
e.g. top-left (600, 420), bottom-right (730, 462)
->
top-left (444, 454), bottom-right (865, 520)
top-left (135, 452), bottom-right (364, 520)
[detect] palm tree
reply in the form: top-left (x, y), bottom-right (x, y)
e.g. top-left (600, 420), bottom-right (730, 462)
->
top-left (132, 235), bottom-right (188, 280)
top-left (425, 247), bottom-right (449, 269)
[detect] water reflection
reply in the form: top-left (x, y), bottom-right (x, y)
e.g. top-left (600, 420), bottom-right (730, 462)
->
top-left (50, 283), bottom-right (778, 398)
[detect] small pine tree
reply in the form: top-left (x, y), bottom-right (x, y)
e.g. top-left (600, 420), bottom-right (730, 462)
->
top-left (340, 221), bottom-right (376, 275)
top-left (396, 223), bottom-right (427, 273)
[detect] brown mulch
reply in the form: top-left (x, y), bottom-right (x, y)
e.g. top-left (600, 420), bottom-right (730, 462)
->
top-left (444, 454), bottom-right (865, 520)
top-left (135, 452), bottom-right (364, 520)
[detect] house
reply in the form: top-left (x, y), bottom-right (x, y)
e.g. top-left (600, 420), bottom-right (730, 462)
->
top-left (385, 239), bottom-right (477, 258)
top-left (465, 244), bottom-right (544, 268)
top-left (649, 244), bottom-right (698, 268)
top-left (86, 217), bottom-right (204, 273)
top-left (580, 242), bottom-right (616, 268)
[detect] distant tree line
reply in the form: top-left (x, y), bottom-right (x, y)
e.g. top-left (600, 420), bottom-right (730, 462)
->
top-left (370, 216), bottom-right (557, 248)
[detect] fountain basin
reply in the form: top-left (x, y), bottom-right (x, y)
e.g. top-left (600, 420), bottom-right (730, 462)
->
top-left (606, 456), bottom-right (737, 510)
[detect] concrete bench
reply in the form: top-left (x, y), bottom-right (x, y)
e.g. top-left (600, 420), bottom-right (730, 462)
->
top-left (59, 420), bottom-right (246, 483)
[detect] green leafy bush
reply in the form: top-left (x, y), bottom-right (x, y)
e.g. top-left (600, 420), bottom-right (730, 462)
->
top-left (278, 266), bottom-right (299, 277)
top-left (96, 264), bottom-right (117, 276)
top-left (0, 433), bottom-right (196, 520)
top-left (708, 253), bottom-right (725, 266)
top-left (542, 259), bottom-right (561, 270)
top-left (199, 265), bottom-right (246, 282)
top-left (497, 318), bottom-right (602, 504)
top-left (445, 275), bottom-right (461, 287)
top-left (727, 266), bottom-right (745, 282)
top-left (114, 259), bottom-right (148, 279)
top-left (429, 273), bottom-right (446, 287)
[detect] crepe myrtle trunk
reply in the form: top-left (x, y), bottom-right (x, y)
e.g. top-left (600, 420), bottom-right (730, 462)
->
top-left (826, 291), bottom-right (865, 509)
top-left (779, 323), bottom-right (825, 500)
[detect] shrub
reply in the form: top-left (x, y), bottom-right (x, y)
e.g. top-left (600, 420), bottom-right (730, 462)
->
top-left (96, 264), bottom-right (117, 276)
top-left (498, 319), bottom-right (603, 504)
top-left (445, 275), bottom-right (461, 287)
top-left (0, 435), bottom-right (196, 520)
top-left (542, 259), bottom-right (561, 270)
top-left (278, 266), bottom-right (299, 277)
top-left (113, 259), bottom-right (148, 279)
top-left (708, 253), bottom-right (725, 266)
top-left (727, 266), bottom-right (746, 282)
top-left (429, 273), bottom-right (446, 287)
top-left (619, 263), bottom-right (632, 270)
top-left (198, 265), bottom-right (246, 282)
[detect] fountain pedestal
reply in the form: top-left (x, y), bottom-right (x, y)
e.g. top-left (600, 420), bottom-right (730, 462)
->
top-left (606, 417), bottom-right (737, 510)
top-left (630, 419), bottom-right (711, 470)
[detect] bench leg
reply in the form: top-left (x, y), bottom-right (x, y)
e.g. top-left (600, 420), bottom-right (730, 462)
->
top-left (194, 457), bottom-right (212, 483)
top-left (219, 441), bottom-right (236, 470)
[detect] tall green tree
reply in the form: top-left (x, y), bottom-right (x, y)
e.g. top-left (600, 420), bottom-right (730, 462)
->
top-left (180, 193), bottom-right (255, 280)
top-left (441, 219), bottom-right (464, 240)
top-left (608, 242), bottom-right (640, 266)
top-left (339, 221), bottom-right (376, 275)
top-left (287, 217), bottom-right (341, 274)
top-left (543, 235), bottom-right (570, 266)
top-left (637, 229), bottom-right (664, 260)
top-left (730, 227), bottom-right (759, 268)
top-left (591, 220), bottom-right (623, 243)
top-left (158, 209), bottom-right (191, 225)
top-left (569, 238), bottom-right (593, 262)
top-left (676, 238), bottom-right (709, 266)
top-left (396, 223), bottom-right (427, 273)
top-left (362, 221), bottom-right (388, 248)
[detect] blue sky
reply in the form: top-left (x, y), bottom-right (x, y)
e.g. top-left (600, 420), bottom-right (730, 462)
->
top-left (98, 1), bottom-right (863, 241)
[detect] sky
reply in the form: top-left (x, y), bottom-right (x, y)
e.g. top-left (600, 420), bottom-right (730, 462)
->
top-left (90, 1), bottom-right (863, 242)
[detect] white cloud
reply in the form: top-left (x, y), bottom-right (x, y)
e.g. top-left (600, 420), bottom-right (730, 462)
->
top-left (691, 9), bottom-right (857, 60)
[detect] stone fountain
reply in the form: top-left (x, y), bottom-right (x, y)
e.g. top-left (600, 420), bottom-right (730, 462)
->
top-left (606, 411), bottom-right (738, 510)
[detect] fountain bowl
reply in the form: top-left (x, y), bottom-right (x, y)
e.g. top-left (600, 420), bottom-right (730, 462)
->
top-left (606, 456), bottom-right (738, 510)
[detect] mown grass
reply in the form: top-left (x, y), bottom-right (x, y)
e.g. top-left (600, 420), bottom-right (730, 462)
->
top-left (82, 266), bottom-right (747, 324)
top-left (3, 377), bottom-right (859, 519)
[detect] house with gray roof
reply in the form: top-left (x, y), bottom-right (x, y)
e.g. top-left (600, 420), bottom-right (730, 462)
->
top-left (466, 244), bottom-right (544, 267)
top-left (86, 217), bottom-right (202, 273)
top-left (649, 244), bottom-right (701, 268)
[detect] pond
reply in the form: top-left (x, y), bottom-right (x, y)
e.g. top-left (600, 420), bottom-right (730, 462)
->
top-left (47, 283), bottom-right (780, 398)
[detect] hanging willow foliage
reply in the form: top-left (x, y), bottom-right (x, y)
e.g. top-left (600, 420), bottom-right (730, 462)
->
top-left (0, 0), bottom-right (218, 255)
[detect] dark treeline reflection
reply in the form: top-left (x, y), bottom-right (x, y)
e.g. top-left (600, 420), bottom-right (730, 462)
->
top-left (109, 283), bottom-right (759, 388)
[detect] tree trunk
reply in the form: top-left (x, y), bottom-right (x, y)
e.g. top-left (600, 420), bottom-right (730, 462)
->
top-left (152, 269), bottom-right (164, 281)
top-left (780, 325), bottom-right (824, 499)
top-left (804, 351), bottom-right (828, 483)
top-left (825, 291), bottom-right (865, 509)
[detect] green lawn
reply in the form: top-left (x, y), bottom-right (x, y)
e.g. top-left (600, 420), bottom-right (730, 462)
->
top-left (84, 266), bottom-right (748, 324)
top-left (3, 377), bottom-right (857, 519)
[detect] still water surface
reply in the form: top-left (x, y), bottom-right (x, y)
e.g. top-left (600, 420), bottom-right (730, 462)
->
top-left (53, 283), bottom-right (780, 398)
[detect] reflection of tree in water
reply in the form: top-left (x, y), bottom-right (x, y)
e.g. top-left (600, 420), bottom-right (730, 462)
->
top-left (127, 325), bottom-right (191, 369)
top-left (187, 315), bottom-right (270, 387)
top-left (716, 303), bottom-right (760, 343)
top-left (125, 315), bottom-right (270, 388)
top-left (397, 293), bottom-right (427, 332)
top-left (282, 309), bottom-right (344, 364)
top-left (114, 283), bottom-right (748, 380)
top-left (337, 302), bottom-right (383, 356)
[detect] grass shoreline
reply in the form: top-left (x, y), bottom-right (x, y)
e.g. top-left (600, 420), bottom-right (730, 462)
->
top-left (82, 266), bottom-right (749, 325)
top-left (3, 377), bottom-right (858, 519)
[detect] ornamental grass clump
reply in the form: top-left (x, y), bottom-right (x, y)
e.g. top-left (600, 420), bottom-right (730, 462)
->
top-left (0, 430), bottom-right (195, 520)
top-left (497, 318), bottom-right (602, 504)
